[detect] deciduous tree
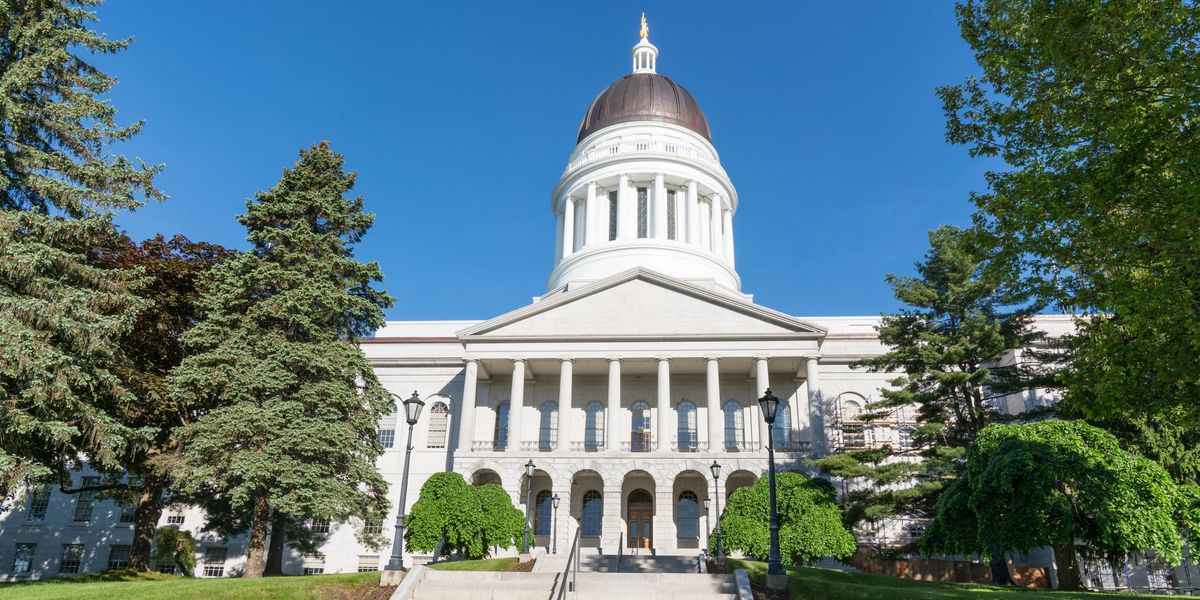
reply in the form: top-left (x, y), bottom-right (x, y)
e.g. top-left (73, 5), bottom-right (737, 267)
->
top-left (406, 472), bottom-right (524, 560)
top-left (716, 473), bottom-right (856, 566)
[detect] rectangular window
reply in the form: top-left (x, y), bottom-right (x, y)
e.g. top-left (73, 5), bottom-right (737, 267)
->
top-left (636, 187), bottom-right (648, 238)
top-left (357, 554), bottom-right (380, 572)
top-left (377, 429), bottom-right (395, 449)
top-left (302, 567), bottom-right (325, 575)
top-left (608, 191), bottom-right (618, 240)
top-left (73, 476), bottom-right (99, 522)
top-left (666, 190), bottom-right (677, 240)
top-left (167, 514), bottom-right (185, 525)
top-left (119, 503), bottom-right (137, 523)
top-left (26, 485), bottom-right (51, 521)
top-left (106, 545), bottom-right (131, 571)
top-left (59, 544), bottom-right (83, 574)
top-left (202, 547), bottom-right (227, 577)
top-left (157, 561), bottom-right (177, 574)
top-left (12, 543), bottom-right (36, 574)
top-left (303, 553), bottom-right (325, 575)
top-left (310, 518), bottom-right (331, 534)
top-left (363, 520), bottom-right (382, 536)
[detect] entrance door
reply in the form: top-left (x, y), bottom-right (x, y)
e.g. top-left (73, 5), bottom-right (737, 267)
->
top-left (627, 489), bottom-right (653, 549)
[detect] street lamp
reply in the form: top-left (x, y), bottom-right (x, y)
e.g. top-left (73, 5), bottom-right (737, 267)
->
top-left (709, 460), bottom-right (725, 566)
top-left (552, 494), bottom-right (560, 554)
top-left (703, 496), bottom-right (712, 558)
top-left (385, 391), bottom-right (425, 574)
top-left (757, 388), bottom-right (786, 589)
top-left (523, 460), bottom-right (535, 554)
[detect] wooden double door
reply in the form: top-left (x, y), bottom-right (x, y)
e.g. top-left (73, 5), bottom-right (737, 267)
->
top-left (627, 489), bottom-right (653, 549)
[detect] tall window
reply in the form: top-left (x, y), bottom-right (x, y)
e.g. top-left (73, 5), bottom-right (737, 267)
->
top-left (631, 401), bottom-right (652, 452)
top-left (59, 544), bottom-right (83, 574)
top-left (608, 191), bottom-right (618, 240)
top-left (677, 491), bottom-right (699, 538)
top-left (636, 187), bottom-right (648, 238)
top-left (534, 489), bottom-right (553, 535)
top-left (666, 190), bottom-right (677, 240)
top-left (73, 476), bottom-right (99, 522)
top-left (26, 485), bottom-right (50, 521)
top-left (106, 545), bottom-right (131, 570)
top-left (581, 490), bottom-right (602, 536)
top-left (202, 547), bottom-right (227, 577)
top-left (771, 400), bottom-right (792, 446)
top-left (677, 401), bottom-right (697, 451)
top-left (12, 543), bottom-right (35, 574)
top-left (427, 401), bottom-right (449, 449)
top-left (494, 402), bottom-right (510, 450)
top-left (584, 401), bottom-right (605, 451)
top-left (539, 402), bottom-right (559, 451)
top-left (377, 429), bottom-right (395, 449)
top-left (723, 401), bottom-right (744, 451)
top-left (310, 518), bottom-right (331, 534)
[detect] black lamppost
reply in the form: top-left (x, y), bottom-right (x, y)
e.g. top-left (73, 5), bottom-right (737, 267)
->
top-left (552, 494), bottom-right (560, 554)
top-left (522, 459), bottom-right (535, 554)
top-left (758, 389), bottom-right (786, 589)
top-left (709, 460), bottom-right (725, 565)
top-left (385, 391), bottom-right (425, 572)
top-left (703, 496), bottom-right (712, 558)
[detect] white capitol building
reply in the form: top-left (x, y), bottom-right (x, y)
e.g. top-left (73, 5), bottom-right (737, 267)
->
top-left (1, 23), bottom-right (1081, 582)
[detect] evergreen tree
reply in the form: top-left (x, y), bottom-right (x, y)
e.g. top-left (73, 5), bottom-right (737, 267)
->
top-left (168, 142), bottom-right (393, 577)
top-left (809, 225), bottom-right (1047, 584)
top-left (0, 0), bottom-right (163, 502)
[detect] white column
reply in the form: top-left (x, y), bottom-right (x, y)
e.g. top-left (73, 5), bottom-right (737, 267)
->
top-left (457, 359), bottom-right (479, 452)
top-left (607, 358), bottom-right (621, 451)
top-left (508, 359), bottom-right (526, 452)
top-left (617, 174), bottom-right (634, 239)
top-left (806, 357), bottom-right (825, 454)
top-left (586, 181), bottom-right (599, 246)
top-left (657, 358), bottom-right (671, 453)
top-left (558, 359), bottom-right (573, 451)
top-left (554, 208), bottom-right (563, 264)
top-left (698, 199), bottom-right (711, 251)
top-left (706, 358), bottom-right (722, 452)
top-left (686, 181), bottom-right (700, 246)
top-left (722, 209), bottom-right (735, 266)
top-left (755, 357), bottom-right (770, 448)
top-left (562, 197), bottom-right (575, 258)
top-left (653, 173), bottom-right (667, 239)
top-left (710, 193), bottom-right (723, 256)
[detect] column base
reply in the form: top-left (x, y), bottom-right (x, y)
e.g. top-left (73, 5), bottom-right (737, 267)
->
top-left (379, 568), bottom-right (407, 587)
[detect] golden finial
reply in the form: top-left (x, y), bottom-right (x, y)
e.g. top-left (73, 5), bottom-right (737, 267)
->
top-left (640, 13), bottom-right (649, 40)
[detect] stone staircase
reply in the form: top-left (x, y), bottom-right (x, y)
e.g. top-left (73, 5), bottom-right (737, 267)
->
top-left (407, 556), bottom-right (742, 600)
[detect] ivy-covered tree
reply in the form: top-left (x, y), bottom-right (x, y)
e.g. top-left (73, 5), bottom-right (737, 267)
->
top-left (716, 473), bottom-right (856, 566)
top-left (168, 142), bottom-right (393, 577)
top-left (406, 472), bottom-right (524, 560)
top-left (0, 0), bottom-right (163, 502)
top-left (809, 225), bottom-right (1046, 583)
top-left (941, 0), bottom-right (1200, 426)
top-left (922, 420), bottom-right (1186, 590)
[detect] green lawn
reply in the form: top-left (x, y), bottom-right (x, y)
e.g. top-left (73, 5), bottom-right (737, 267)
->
top-left (0, 569), bottom-right (382, 600)
top-left (427, 557), bottom-right (519, 572)
top-left (727, 559), bottom-right (1188, 600)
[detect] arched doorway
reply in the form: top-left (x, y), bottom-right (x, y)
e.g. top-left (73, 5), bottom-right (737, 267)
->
top-left (627, 489), bottom-right (653, 549)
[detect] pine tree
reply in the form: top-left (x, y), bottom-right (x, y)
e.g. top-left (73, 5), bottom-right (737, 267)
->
top-left (168, 142), bottom-right (394, 577)
top-left (0, 0), bottom-right (163, 502)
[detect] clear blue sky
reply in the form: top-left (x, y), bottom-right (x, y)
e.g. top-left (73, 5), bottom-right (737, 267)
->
top-left (95, 1), bottom-right (994, 321)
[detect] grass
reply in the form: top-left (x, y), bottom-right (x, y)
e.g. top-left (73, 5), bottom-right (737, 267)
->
top-left (0, 569), bottom-right (383, 600)
top-left (726, 559), bottom-right (1190, 600)
top-left (427, 557), bottom-right (519, 572)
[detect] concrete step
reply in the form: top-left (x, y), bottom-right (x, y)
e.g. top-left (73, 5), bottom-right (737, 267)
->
top-left (578, 554), bottom-right (702, 573)
top-left (412, 568), bottom-right (737, 600)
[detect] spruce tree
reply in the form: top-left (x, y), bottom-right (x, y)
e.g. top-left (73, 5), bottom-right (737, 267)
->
top-left (0, 0), bottom-right (163, 500)
top-left (169, 142), bottom-right (394, 577)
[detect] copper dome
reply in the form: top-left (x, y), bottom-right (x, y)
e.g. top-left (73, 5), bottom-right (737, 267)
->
top-left (577, 73), bottom-right (711, 143)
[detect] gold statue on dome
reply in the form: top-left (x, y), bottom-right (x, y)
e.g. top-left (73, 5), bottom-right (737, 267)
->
top-left (640, 13), bottom-right (649, 40)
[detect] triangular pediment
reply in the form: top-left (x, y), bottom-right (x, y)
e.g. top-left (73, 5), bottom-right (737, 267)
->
top-left (458, 269), bottom-right (826, 340)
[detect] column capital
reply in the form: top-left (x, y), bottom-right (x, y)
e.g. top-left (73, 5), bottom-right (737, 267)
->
top-left (655, 356), bottom-right (671, 364)
top-left (559, 357), bottom-right (575, 364)
top-left (607, 357), bottom-right (623, 364)
top-left (512, 357), bottom-right (527, 366)
top-left (704, 356), bottom-right (720, 363)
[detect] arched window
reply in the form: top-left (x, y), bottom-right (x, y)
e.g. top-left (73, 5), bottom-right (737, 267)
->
top-left (677, 490), bottom-right (699, 539)
top-left (837, 394), bottom-right (867, 450)
top-left (677, 401), bottom-right (697, 451)
top-left (631, 401), bottom-right (651, 452)
top-left (534, 489), bottom-right (553, 536)
top-left (771, 400), bottom-right (791, 447)
top-left (723, 401), bottom-right (744, 451)
top-left (581, 490), bottom-right (602, 536)
top-left (427, 402), bottom-right (449, 449)
top-left (494, 402), bottom-right (510, 450)
top-left (584, 401), bottom-right (605, 451)
top-left (538, 402), bottom-right (559, 451)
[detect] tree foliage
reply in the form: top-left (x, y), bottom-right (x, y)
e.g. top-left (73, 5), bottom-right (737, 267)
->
top-left (942, 0), bottom-right (1200, 424)
top-left (922, 420), bottom-right (1186, 590)
top-left (167, 142), bottom-right (393, 576)
top-left (406, 472), bottom-right (524, 560)
top-left (153, 525), bottom-right (197, 576)
top-left (716, 473), bottom-right (856, 565)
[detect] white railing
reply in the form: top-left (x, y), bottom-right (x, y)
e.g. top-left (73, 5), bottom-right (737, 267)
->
top-left (620, 440), bottom-right (657, 453)
top-left (567, 139), bottom-right (718, 171)
top-left (520, 441), bottom-right (555, 452)
top-left (471, 440), bottom-right (504, 452)
top-left (722, 441), bottom-right (760, 452)
top-left (569, 441), bottom-right (605, 452)
top-left (671, 440), bottom-right (708, 452)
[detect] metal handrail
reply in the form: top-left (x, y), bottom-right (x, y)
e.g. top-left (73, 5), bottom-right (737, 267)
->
top-left (556, 528), bottom-right (582, 600)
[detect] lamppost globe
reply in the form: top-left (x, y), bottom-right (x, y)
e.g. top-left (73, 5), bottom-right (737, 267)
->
top-left (402, 390), bottom-right (424, 426)
top-left (552, 494), bottom-right (560, 509)
top-left (709, 460), bottom-right (721, 480)
top-left (703, 497), bottom-right (710, 511)
top-left (758, 388), bottom-right (779, 425)
top-left (525, 459), bottom-right (536, 478)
